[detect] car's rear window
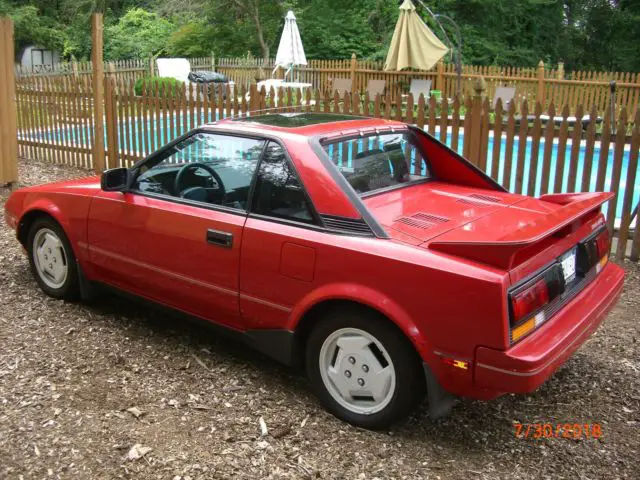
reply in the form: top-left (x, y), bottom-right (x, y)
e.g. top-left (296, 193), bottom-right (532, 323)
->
top-left (322, 131), bottom-right (429, 195)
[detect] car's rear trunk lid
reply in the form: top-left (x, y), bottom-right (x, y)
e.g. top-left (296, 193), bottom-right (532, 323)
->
top-left (364, 182), bottom-right (613, 272)
top-left (362, 181), bottom-right (526, 245)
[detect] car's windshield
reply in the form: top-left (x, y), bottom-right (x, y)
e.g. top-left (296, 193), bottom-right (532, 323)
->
top-left (321, 131), bottom-right (429, 195)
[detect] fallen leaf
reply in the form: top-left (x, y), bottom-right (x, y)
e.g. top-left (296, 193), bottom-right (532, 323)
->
top-left (259, 416), bottom-right (268, 436)
top-left (126, 444), bottom-right (152, 461)
top-left (127, 407), bottom-right (144, 419)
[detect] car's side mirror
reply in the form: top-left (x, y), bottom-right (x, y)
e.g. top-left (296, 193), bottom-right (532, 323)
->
top-left (101, 167), bottom-right (131, 192)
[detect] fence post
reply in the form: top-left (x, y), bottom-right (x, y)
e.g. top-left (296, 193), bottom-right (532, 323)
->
top-left (148, 56), bottom-right (155, 77)
top-left (436, 60), bottom-right (444, 94)
top-left (91, 13), bottom-right (106, 173)
top-left (537, 60), bottom-right (545, 106)
top-left (350, 53), bottom-right (357, 92)
top-left (105, 63), bottom-right (118, 169)
top-left (468, 76), bottom-right (486, 166)
top-left (72, 58), bottom-right (79, 80)
top-left (211, 53), bottom-right (216, 72)
top-left (0, 17), bottom-right (18, 185)
top-left (557, 61), bottom-right (564, 80)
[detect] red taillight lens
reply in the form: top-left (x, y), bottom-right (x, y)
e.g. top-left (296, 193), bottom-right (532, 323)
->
top-left (595, 229), bottom-right (610, 258)
top-left (511, 278), bottom-right (549, 324)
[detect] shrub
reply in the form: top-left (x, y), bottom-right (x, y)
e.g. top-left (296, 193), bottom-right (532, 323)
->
top-left (134, 76), bottom-right (184, 97)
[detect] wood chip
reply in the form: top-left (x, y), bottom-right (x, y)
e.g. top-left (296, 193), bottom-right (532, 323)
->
top-left (126, 444), bottom-right (152, 461)
top-left (126, 407), bottom-right (144, 419)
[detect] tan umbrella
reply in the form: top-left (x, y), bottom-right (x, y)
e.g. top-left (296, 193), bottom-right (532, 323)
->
top-left (384, 0), bottom-right (449, 71)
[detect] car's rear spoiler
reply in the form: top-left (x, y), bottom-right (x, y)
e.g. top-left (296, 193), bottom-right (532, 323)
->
top-left (428, 192), bottom-right (613, 270)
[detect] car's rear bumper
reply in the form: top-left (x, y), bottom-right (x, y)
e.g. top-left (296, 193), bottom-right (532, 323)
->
top-left (474, 261), bottom-right (624, 394)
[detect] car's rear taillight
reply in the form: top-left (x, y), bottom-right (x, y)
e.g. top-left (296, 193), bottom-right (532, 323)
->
top-left (509, 226), bottom-right (610, 344)
top-left (595, 228), bottom-right (610, 259)
top-left (512, 278), bottom-right (548, 322)
top-left (509, 264), bottom-right (564, 343)
top-left (578, 227), bottom-right (610, 275)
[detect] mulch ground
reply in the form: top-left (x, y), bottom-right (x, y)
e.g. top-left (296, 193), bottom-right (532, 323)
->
top-left (1, 159), bottom-right (638, 480)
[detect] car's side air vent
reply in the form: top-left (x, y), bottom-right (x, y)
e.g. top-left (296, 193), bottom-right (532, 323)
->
top-left (395, 216), bottom-right (433, 230)
top-left (458, 193), bottom-right (503, 206)
top-left (321, 214), bottom-right (375, 236)
top-left (412, 212), bottom-right (449, 224)
top-left (469, 193), bottom-right (502, 203)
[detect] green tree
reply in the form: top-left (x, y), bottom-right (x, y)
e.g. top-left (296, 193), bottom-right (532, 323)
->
top-left (207, 0), bottom-right (291, 60)
top-left (0, 1), bottom-right (64, 52)
top-left (104, 8), bottom-right (176, 60)
top-left (168, 22), bottom-right (216, 57)
top-left (0, 0), bottom-right (638, 72)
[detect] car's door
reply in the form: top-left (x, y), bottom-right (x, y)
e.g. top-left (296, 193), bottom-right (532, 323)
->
top-left (87, 131), bottom-right (266, 329)
top-left (239, 141), bottom-right (323, 330)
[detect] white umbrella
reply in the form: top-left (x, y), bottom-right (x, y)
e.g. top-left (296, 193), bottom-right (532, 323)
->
top-left (274, 10), bottom-right (307, 81)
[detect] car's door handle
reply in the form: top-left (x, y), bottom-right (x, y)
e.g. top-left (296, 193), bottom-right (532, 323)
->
top-left (206, 229), bottom-right (233, 248)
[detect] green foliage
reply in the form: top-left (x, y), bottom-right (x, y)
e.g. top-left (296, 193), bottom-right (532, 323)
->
top-left (168, 22), bottom-right (216, 57)
top-left (134, 76), bottom-right (184, 96)
top-left (0, 1), bottom-right (64, 52)
top-left (297, 0), bottom-right (382, 59)
top-left (0, 0), bottom-right (638, 73)
top-left (105, 8), bottom-right (175, 60)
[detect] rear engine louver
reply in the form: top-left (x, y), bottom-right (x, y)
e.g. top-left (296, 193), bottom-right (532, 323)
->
top-left (457, 193), bottom-right (503, 206)
top-left (411, 212), bottom-right (449, 224)
top-left (394, 212), bottom-right (450, 230)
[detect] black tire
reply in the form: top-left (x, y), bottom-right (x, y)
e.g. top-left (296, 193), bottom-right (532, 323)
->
top-left (306, 307), bottom-right (426, 429)
top-left (27, 216), bottom-right (80, 301)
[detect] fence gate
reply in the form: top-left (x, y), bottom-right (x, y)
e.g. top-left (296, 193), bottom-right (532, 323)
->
top-left (0, 17), bottom-right (18, 185)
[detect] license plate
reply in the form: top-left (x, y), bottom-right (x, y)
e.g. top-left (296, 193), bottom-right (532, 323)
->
top-left (560, 248), bottom-right (577, 283)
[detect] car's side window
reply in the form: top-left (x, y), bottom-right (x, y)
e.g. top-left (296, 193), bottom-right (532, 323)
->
top-left (133, 133), bottom-right (265, 211)
top-left (251, 142), bottom-right (315, 224)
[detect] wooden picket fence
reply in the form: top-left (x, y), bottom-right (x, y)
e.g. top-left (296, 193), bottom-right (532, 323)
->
top-left (14, 54), bottom-right (640, 119)
top-left (216, 56), bottom-right (640, 118)
top-left (16, 56), bottom-right (219, 85)
top-left (13, 73), bottom-right (640, 260)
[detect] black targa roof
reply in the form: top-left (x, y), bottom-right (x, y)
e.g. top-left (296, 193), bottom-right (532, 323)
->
top-left (233, 113), bottom-right (367, 128)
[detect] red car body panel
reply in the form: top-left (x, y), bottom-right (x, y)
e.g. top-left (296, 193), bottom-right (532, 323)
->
top-left (4, 115), bottom-right (624, 404)
top-left (475, 261), bottom-right (624, 396)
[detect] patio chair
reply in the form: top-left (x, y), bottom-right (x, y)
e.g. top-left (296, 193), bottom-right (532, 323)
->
top-left (366, 79), bottom-right (386, 98)
top-left (331, 77), bottom-right (352, 97)
top-left (156, 58), bottom-right (235, 99)
top-left (156, 58), bottom-right (191, 83)
top-left (409, 79), bottom-right (432, 101)
top-left (493, 86), bottom-right (516, 110)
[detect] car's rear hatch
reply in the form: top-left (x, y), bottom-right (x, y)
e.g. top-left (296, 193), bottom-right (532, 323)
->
top-left (363, 181), bottom-right (527, 245)
top-left (363, 181), bottom-right (612, 281)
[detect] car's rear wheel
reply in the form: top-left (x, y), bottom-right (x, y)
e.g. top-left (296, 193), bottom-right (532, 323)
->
top-left (27, 217), bottom-right (79, 300)
top-left (306, 308), bottom-right (425, 429)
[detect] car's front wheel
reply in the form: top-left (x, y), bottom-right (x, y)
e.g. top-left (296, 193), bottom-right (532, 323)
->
top-left (27, 217), bottom-right (80, 301)
top-left (306, 308), bottom-right (426, 429)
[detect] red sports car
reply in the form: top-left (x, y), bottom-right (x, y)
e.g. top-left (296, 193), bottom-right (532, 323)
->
top-left (4, 113), bottom-right (624, 428)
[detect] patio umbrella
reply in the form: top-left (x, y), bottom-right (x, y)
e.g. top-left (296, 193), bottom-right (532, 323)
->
top-left (275, 10), bottom-right (307, 81)
top-left (384, 0), bottom-right (448, 71)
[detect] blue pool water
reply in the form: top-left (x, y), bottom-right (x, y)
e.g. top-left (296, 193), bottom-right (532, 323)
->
top-left (27, 111), bottom-right (638, 221)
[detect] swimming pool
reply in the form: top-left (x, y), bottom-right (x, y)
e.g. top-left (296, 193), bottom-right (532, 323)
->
top-left (28, 111), bottom-right (638, 221)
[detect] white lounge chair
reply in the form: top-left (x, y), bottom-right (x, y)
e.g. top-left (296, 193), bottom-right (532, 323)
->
top-left (156, 58), bottom-right (191, 83)
top-left (409, 79), bottom-right (432, 101)
top-left (156, 58), bottom-right (235, 97)
top-left (493, 86), bottom-right (516, 110)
